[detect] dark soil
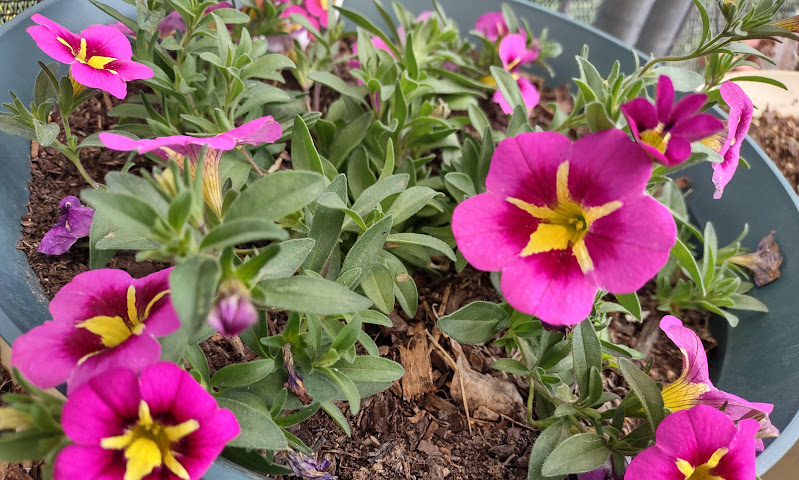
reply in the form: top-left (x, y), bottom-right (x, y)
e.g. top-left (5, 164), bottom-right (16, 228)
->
top-left (749, 111), bottom-right (799, 193)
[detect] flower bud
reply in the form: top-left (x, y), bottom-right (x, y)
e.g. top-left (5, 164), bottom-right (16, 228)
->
top-left (0, 407), bottom-right (33, 431)
top-left (208, 280), bottom-right (258, 337)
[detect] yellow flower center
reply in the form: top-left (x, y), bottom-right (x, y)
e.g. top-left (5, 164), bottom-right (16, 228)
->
top-left (506, 161), bottom-right (622, 273)
top-left (76, 286), bottom-right (169, 352)
top-left (640, 123), bottom-right (671, 154)
top-left (676, 448), bottom-right (728, 480)
top-left (320, 0), bottom-right (329, 10)
top-left (101, 401), bottom-right (199, 480)
top-left (660, 347), bottom-right (711, 411)
top-left (57, 36), bottom-right (118, 73)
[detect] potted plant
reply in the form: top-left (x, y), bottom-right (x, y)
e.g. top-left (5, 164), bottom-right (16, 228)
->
top-left (0, 0), bottom-right (797, 479)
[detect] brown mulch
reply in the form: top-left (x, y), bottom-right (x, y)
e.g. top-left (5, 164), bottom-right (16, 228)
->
top-left (749, 111), bottom-right (799, 192)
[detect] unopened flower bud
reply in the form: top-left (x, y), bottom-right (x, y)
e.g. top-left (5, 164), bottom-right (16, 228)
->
top-left (0, 407), bottom-right (33, 431)
top-left (154, 168), bottom-right (178, 198)
top-left (208, 280), bottom-right (258, 337)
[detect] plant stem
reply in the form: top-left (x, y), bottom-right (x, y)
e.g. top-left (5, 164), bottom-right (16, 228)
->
top-left (237, 146), bottom-right (264, 175)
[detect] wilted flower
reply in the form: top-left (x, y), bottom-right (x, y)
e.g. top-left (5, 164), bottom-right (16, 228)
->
top-left (100, 116), bottom-right (282, 217)
top-left (625, 405), bottom-right (759, 480)
top-left (208, 279), bottom-right (258, 337)
top-left (491, 33), bottom-right (540, 114)
top-left (710, 81), bottom-right (753, 199)
top-left (11, 268), bottom-right (178, 393)
top-left (283, 344), bottom-right (313, 405)
top-left (475, 12), bottom-right (509, 41)
top-left (285, 449), bottom-right (336, 480)
top-left (451, 130), bottom-right (676, 325)
top-left (54, 363), bottom-right (239, 480)
top-left (27, 14), bottom-right (153, 99)
top-left (728, 231), bottom-right (782, 287)
top-left (38, 195), bottom-right (94, 255)
top-left (621, 75), bottom-right (723, 166)
top-left (659, 315), bottom-right (778, 447)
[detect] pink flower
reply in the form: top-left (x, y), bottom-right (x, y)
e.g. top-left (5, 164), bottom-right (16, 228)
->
top-left (475, 12), bottom-right (509, 41)
top-left (625, 405), bottom-right (759, 480)
top-left (38, 195), bottom-right (94, 255)
top-left (158, 2), bottom-right (233, 38)
top-left (100, 116), bottom-right (282, 216)
top-left (27, 14), bottom-right (153, 99)
top-left (11, 268), bottom-right (178, 393)
top-left (108, 22), bottom-right (135, 38)
top-left (621, 76), bottom-right (723, 167)
top-left (208, 280), bottom-right (257, 337)
top-left (452, 130), bottom-right (676, 325)
top-left (54, 363), bottom-right (239, 480)
top-left (711, 81), bottom-right (753, 199)
top-left (305, 0), bottom-right (342, 28)
top-left (491, 33), bottom-right (541, 114)
top-left (659, 316), bottom-right (778, 448)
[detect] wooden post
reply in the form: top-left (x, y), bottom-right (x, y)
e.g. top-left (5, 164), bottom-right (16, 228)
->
top-left (635, 0), bottom-right (695, 56)
top-left (593, 0), bottom-right (656, 45)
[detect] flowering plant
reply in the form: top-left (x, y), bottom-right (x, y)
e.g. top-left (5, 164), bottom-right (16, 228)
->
top-left (0, 0), bottom-right (796, 479)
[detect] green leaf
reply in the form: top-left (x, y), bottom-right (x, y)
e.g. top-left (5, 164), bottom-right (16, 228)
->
top-left (185, 343), bottom-right (210, 383)
top-left (335, 6), bottom-right (402, 58)
top-left (728, 293), bottom-right (768, 312)
top-left (226, 170), bottom-right (325, 222)
top-left (256, 238), bottom-right (315, 281)
top-left (210, 359), bottom-right (276, 388)
top-left (291, 115), bottom-right (325, 175)
top-left (82, 191), bottom-right (164, 233)
top-left (255, 276), bottom-right (372, 314)
top-left (169, 256), bottom-right (221, 338)
top-left (653, 66), bottom-right (704, 92)
top-left (492, 358), bottom-right (530, 377)
top-left (438, 301), bottom-right (508, 344)
top-left (307, 71), bottom-right (367, 105)
top-left (345, 174), bottom-right (409, 229)
top-left (527, 421), bottom-right (570, 480)
top-left (360, 264), bottom-right (395, 314)
top-left (331, 313), bottom-right (364, 353)
top-left (200, 219), bottom-right (287, 251)
top-left (584, 102), bottom-right (614, 132)
top-left (328, 113), bottom-right (373, 168)
top-left (385, 186), bottom-right (442, 224)
top-left (305, 174), bottom-right (347, 273)
top-left (217, 397), bottom-right (287, 451)
top-left (320, 367), bottom-right (361, 414)
top-left (541, 433), bottom-right (611, 476)
top-left (619, 357), bottom-right (665, 431)
top-left (332, 356), bottom-right (405, 391)
top-left (242, 54), bottom-right (295, 79)
top-left (726, 75), bottom-right (787, 90)
top-left (671, 238), bottom-right (706, 297)
top-left (341, 216), bottom-right (393, 289)
top-left (33, 120), bottom-right (59, 147)
top-left (321, 401), bottom-right (351, 435)
top-left (490, 66), bottom-right (524, 114)
top-left (572, 319), bottom-right (602, 403)
top-left (385, 233), bottom-right (456, 261)
top-left (615, 292), bottom-right (642, 321)
top-left (0, 430), bottom-right (64, 462)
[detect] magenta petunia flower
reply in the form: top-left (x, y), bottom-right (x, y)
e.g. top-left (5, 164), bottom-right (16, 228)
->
top-left (304, 0), bottom-right (342, 28)
top-left (54, 363), bottom-right (239, 480)
top-left (452, 130), bottom-right (676, 325)
top-left (625, 405), bottom-right (759, 480)
top-left (38, 195), bottom-right (94, 255)
top-left (100, 116), bottom-right (282, 216)
top-left (11, 268), bottom-right (178, 393)
top-left (27, 14), bottom-right (153, 99)
top-left (492, 76), bottom-right (540, 115)
top-left (710, 81), bottom-right (753, 199)
top-left (475, 12), bottom-right (509, 41)
top-left (490, 33), bottom-right (540, 114)
top-left (659, 316), bottom-right (778, 448)
top-left (621, 75), bottom-right (723, 167)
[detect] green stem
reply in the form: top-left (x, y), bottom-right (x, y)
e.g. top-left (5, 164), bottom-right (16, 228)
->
top-left (55, 143), bottom-right (101, 188)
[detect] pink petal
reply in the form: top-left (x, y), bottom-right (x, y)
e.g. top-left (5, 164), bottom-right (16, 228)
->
top-left (66, 206), bottom-right (94, 237)
top-left (656, 75), bottom-right (675, 120)
top-left (712, 418), bottom-right (759, 480)
top-left (27, 14), bottom-right (80, 64)
top-left (668, 93), bottom-right (707, 125)
top-left (656, 405), bottom-right (738, 466)
top-left (133, 267), bottom-right (179, 336)
top-left (80, 24), bottom-right (133, 60)
top-left (584, 195), bottom-right (675, 293)
top-left (713, 82), bottom-right (753, 199)
top-left (621, 97), bottom-right (658, 138)
top-left (38, 224), bottom-right (79, 255)
top-left (62, 368), bottom-right (140, 443)
top-left (98, 132), bottom-right (145, 152)
top-left (518, 77), bottom-right (540, 110)
top-left (475, 12), bottom-right (507, 41)
top-left (670, 114), bottom-right (724, 142)
top-left (282, 5), bottom-right (320, 31)
top-left (662, 136), bottom-right (692, 166)
top-left (10, 320), bottom-right (87, 388)
top-left (139, 363), bottom-right (220, 423)
top-left (712, 148), bottom-right (740, 199)
top-left (49, 269), bottom-right (135, 325)
top-left (492, 88), bottom-right (514, 114)
top-left (178, 409), bottom-right (240, 479)
top-left (70, 61), bottom-right (128, 99)
top-left (566, 129), bottom-right (653, 208)
top-left (67, 334), bottom-right (162, 394)
top-left (500, 251), bottom-right (597, 325)
top-left (54, 445), bottom-right (126, 480)
top-left (660, 316), bottom-right (712, 385)
top-left (224, 116), bottom-right (283, 146)
top-left (305, 0), bottom-right (329, 27)
top-left (451, 192), bottom-right (537, 272)
top-left (624, 444), bottom-right (684, 480)
top-left (111, 59), bottom-right (154, 82)
top-left (498, 33), bottom-right (528, 70)
top-left (485, 131), bottom-right (571, 205)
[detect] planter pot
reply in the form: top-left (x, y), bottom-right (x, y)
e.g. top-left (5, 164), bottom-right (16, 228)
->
top-left (1, 0), bottom-right (798, 477)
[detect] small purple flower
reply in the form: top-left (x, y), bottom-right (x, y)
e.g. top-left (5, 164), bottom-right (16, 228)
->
top-left (55, 363), bottom-right (239, 480)
top-left (711, 81), bottom-right (753, 199)
top-left (208, 280), bottom-right (258, 337)
top-left (621, 76), bottom-right (723, 167)
top-left (285, 449), bottom-right (336, 480)
top-left (11, 268), bottom-right (179, 393)
top-left (475, 12), bottom-right (509, 41)
top-left (38, 195), bottom-right (94, 255)
top-left (625, 405), bottom-right (759, 480)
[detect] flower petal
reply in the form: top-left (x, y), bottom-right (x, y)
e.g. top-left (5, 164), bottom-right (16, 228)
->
top-left (710, 418), bottom-right (759, 480)
top-left (452, 192), bottom-right (538, 272)
top-left (668, 93), bottom-right (706, 125)
top-left (656, 75), bottom-right (675, 120)
top-left (624, 443), bottom-right (685, 480)
top-left (38, 224), bottom-right (79, 255)
top-left (498, 33), bottom-right (528, 70)
top-left (27, 14), bottom-right (80, 64)
top-left (224, 116), bottom-right (283, 146)
top-left (500, 251), bottom-right (597, 325)
top-left (177, 408), bottom-right (240, 479)
top-left (670, 113), bottom-right (724, 142)
top-left (54, 445), bottom-right (127, 480)
top-left (66, 206), bottom-right (94, 238)
top-left (67, 333), bottom-right (162, 393)
top-left (70, 61), bottom-right (128, 99)
top-left (518, 77), bottom-right (540, 110)
top-left (621, 97), bottom-right (659, 138)
top-left (111, 59), bottom-right (154, 82)
top-left (139, 363), bottom-right (220, 423)
top-left (10, 320), bottom-right (88, 388)
top-left (660, 316), bottom-right (712, 386)
top-left (584, 195), bottom-right (675, 292)
top-left (79, 24), bottom-right (133, 60)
